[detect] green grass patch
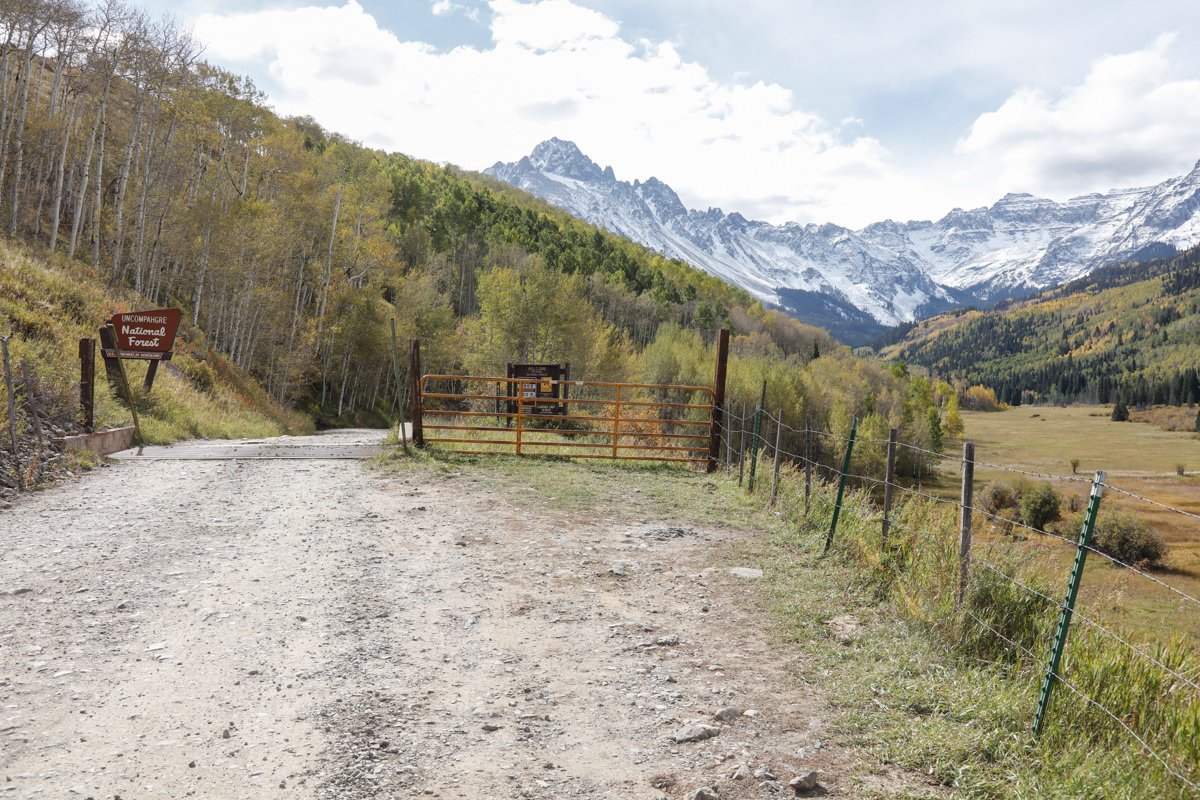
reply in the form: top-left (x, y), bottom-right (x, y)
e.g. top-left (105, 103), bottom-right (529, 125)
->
top-left (0, 238), bottom-right (311, 459)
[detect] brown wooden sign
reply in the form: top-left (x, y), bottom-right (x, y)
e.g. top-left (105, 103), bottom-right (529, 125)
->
top-left (102, 308), bottom-right (181, 360)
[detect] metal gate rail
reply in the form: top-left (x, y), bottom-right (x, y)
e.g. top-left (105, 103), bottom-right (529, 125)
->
top-left (416, 374), bottom-right (715, 466)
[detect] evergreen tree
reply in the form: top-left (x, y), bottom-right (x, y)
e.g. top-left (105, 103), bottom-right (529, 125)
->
top-left (1111, 398), bottom-right (1130, 422)
top-left (927, 407), bottom-right (944, 452)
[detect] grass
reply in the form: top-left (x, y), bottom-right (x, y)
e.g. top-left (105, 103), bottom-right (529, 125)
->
top-left (960, 405), bottom-right (1200, 645)
top-left (378, 448), bottom-right (1200, 799)
top-left (0, 238), bottom-right (311, 463)
top-left (962, 405), bottom-right (1200, 479)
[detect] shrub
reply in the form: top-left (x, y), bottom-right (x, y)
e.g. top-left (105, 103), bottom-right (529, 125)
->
top-left (1092, 511), bottom-right (1168, 566)
top-left (1019, 481), bottom-right (1061, 531)
top-left (174, 352), bottom-right (216, 394)
top-left (979, 481), bottom-right (1018, 515)
top-left (961, 384), bottom-right (1003, 411)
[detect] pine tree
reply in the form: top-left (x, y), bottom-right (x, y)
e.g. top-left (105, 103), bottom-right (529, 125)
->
top-left (1111, 398), bottom-right (1130, 422)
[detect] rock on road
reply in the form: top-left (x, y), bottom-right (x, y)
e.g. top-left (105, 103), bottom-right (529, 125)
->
top-left (1, 430), bottom-right (873, 799)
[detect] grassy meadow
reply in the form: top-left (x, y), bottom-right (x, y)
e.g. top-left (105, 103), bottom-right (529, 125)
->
top-left (960, 405), bottom-right (1200, 644)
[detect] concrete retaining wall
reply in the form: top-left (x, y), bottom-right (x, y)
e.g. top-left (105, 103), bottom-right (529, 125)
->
top-left (53, 426), bottom-right (136, 456)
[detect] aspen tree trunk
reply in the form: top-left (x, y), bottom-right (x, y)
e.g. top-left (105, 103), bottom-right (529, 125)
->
top-left (68, 91), bottom-right (106, 259)
top-left (0, 34), bottom-right (15, 200)
top-left (316, 177), bottom-right (345, 332)
top-left (90, 110), bottom-right (106, 269)
top-left (110, 104), bottom-right (143, 283)
top-left (7, 56), bottom-right (30, 235)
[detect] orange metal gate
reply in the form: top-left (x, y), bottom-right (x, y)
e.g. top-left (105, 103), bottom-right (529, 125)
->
top-left (415, 374), bottom-right (716, 467)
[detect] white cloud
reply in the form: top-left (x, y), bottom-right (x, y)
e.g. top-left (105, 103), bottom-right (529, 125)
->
top-left (193, 0), bottom-right (905, 226)
top-left (957, 34), bottom-right (1200, 197)
top-left (431, 0), bottom-right (480, 21)
top-left (190, 2), bottom-right (1200, 228)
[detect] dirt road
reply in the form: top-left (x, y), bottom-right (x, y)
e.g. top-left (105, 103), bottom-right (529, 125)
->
top-left (1, 430), bottom-right (883, 799)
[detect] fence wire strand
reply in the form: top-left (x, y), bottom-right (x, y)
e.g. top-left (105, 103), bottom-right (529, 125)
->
top-left (961, 608), bottom-right (1198, 791)
top-left (972, 557), bottom-right (1200, 694)
top-left (717, 406), bottom-right (1200, 793)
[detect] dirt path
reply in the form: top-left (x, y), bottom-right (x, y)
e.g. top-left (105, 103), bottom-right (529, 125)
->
top-left (1, 430), bottom-right (891, 799)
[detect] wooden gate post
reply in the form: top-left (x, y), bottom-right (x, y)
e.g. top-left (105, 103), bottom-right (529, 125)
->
top-left (707, 328), bottom-right (729, 473)
top-left (79, 337), bottom-right (95, 432)
top-left (409, 339), bottom-right (423, 447)
top-left (390, 319), bottom-right (408, 451)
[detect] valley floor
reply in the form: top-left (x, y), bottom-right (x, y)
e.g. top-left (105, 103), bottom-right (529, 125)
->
top-left (0, 430), bottom-right (931, 799)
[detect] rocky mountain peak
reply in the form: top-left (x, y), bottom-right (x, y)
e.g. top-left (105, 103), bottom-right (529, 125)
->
top-left (486, 139), bottom-right (1200, 338)
top-left (527, 138), bottom-right (605, 182)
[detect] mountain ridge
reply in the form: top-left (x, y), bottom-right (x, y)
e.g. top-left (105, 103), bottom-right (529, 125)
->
top-left (487, 139), bottom-right (1200, 341)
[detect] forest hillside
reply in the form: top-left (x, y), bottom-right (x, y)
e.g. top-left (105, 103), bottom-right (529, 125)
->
top-left (879, 243), bottom-right (1200, 409)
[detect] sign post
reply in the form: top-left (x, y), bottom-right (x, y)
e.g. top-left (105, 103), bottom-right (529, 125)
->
top-left (100, 308), bottom-right (182, 393)
top-left (96, 308), bottom-right (181, 455)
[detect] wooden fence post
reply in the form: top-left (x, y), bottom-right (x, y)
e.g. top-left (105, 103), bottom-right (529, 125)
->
top-left (20, 361), bottom-right (45, 483)
top-left (957, 441), bottom-right (975, 607)
top-left (707, 328), bottom-right (729, 473)
top-left (2, 335), bottom-right (22, 492)
top-left (79, 337), bottom-right (95, 432)
top-left (882, 428), bottom-right (897, 544)
top-left (390, 319), bottom-right (408, 451)
top-left (409, 339), bottom-right (423, 447)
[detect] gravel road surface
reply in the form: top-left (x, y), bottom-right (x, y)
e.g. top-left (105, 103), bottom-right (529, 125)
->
top-left (1, 430), bottom-right (901, 799)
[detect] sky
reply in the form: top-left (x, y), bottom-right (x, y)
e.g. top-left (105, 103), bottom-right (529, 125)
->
top-left (141, 0), bottom-right (1200, 229)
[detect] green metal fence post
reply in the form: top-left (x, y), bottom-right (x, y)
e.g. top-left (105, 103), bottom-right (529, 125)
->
top-left (747, 380), bottom-right (766, 492)
top-left (823, 417), bottom-right (858, 555)
top-left (737, 402), bottom-right (747, 486)
top-left (1032, 470), bottom-right (1106, 736)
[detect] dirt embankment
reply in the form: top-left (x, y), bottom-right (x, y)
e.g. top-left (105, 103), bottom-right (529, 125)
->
top-left (1, 430), bottom-right (898, 799)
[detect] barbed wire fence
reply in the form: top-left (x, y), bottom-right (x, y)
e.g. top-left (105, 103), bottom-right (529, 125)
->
top-left (714, 401), bottom-right (1200, 794)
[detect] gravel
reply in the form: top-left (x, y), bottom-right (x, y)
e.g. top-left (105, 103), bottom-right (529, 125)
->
top-left (1, 430), bottom-right (869, 798)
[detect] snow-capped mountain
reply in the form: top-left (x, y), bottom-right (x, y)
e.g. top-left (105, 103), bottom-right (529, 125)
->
top-left (486, 138), bottom-right (1200, 340)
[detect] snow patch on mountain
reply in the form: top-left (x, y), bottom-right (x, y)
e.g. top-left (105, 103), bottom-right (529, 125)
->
top-left (487, 138), bottom-right (1200, 329)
